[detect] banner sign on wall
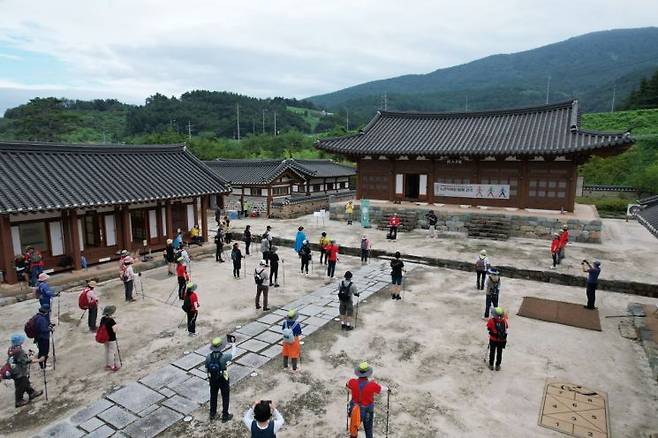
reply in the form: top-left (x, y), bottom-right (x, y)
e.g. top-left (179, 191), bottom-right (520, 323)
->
top-left (434, 183), bottom-right (511, 200)
top-left (360, 199), bottom-right (370, 228)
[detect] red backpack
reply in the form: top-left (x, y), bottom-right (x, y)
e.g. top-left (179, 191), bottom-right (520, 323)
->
top-left (24, 315), bottom-right (39, 339)
top-left (95, 324), bottom-right (109, 344)
top-left (79, 288), bottom-right (90, 310)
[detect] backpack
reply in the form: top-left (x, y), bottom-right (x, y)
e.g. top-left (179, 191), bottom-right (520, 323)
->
top-left (495, 320), bottom-right (507, 341)
top-left (476, 258), bottom-right (486, 271)
top-left (0, 361), bottom-right (13, 380)
top-left (79, 288), bottom-right (90, 310)
top-left (338, 281), bottom-right (353, 302)
top-left (490, 281), bottom-right (500, 298)
top-left (206, 351), bottom-right (226, 379)
top-left (254, 269), bottom-right (265, 285)
top-left (349, 379), bottom-right (369, 436)
top-left (24, 315), bottom-right (39, 339)
top-left (182, 292), bottom-right (192, 312)
top-left (282, 320), bottom-right (299, 343)
top-left (95, 324), bottom-right (109, 344)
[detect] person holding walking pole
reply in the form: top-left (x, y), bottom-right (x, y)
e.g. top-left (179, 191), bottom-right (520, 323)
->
top-left (7, 334), bottom-right (44, 407)
top-left (79, 280), bottom-right (99, 331)
top-left (390, 252), bottom-right (404, 300)
top-left (99, 306), bottom-right (120, 372)
top-left (30, 304), bottom-right (51, 371)
top-left (346, 361), bottom-right (389, 438)
top-left (338, 271), bottom-right (359, 331)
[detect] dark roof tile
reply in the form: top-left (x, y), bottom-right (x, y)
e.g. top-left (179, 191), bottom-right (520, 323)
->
top-left (204, 158), bottom-right (354, 184)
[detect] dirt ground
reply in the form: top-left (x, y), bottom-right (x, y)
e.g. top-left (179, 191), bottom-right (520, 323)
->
top-left (230, 214), bottom-right (658, 285)
top-left (1, 216), bottom-right (657, 437)
top-left (172, 264), bottom-right (658, 438)
top-left (0, 246), bottom-right (363, 437)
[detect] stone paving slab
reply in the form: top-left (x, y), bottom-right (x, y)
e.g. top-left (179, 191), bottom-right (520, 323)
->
top-left (273, 308), bottom-right (289, 316)
top-left (227, 331), bottom-right (250, 344)
top-left (303, 316), bottom-right (331, 327)
top-left (257, 313), bottom-right (285, 324)
top-left (254, 330), bottom-right (283, 344)
top-left (97, 405), bottom-right (139, 429)
top-left (227, 363), bottom-right (252, 384)
top-left (239, 338), bottom-right (271, 353)
top-left (168, 376), bottom-right (210, 404)
top-left (194, 343), bottom-right (213, 357)
top-left (235, 352), bottom-right (271, 368)
top-left (158, 387), bottom-right (176, 398)
top-left (162, 394), bottom-right (200, 415)
top-left (107, 382), bottom-right (165, 414)
top-left (137, 404), bottom-right (160, 418)
top-left (70, 399), bottom-right (115, 425)
top-left (79, 417), bottom-right (105, 433)
top-left (122, 406), bottom-right (183, 438)
top-left (260, 343), bottom-right (282, 358)
top-left (171, 352), bottom-right (206, 371)
top-left (84, 425), bottom-right (115, 438)
top-left (235, 321), bottom-right (270, 336)
top-left (320, 307), bottom-right (340, 317)
top-left (40, 420), bottom-right (85, 438)
top-left (139, 364), bottom-right (189, 390)
top-left (189, 367), bottom-right (208, 380)
top-left (302, 324), bottom-right (322, 336)
top-left (298, 304), bottom-right (327, 316)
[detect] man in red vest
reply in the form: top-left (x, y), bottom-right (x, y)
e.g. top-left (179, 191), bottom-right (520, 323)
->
top-left (388, 214), bottom-right (401, 240)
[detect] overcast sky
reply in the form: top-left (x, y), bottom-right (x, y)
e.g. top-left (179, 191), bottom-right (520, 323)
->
top-left (0, 0), bottom-right (656, 113)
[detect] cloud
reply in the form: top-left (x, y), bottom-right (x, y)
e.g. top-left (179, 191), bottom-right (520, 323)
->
top-left (0, 0), bottom-right (657, 109)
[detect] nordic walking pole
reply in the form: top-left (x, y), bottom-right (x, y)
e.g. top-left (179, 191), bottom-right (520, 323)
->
top-left (50, 329), bottom-right (56, 371)
top-left (139, 273), bottom-right (145, 300)
top-left (354, 295), bottom-right (360, 329)
top-left (57, 295), bottom-right (60, 326)
top-left (401, 271), bottom-right (407, 300)
top-left (282, 259), bottom-right (286, 287)
top-left (76, 309), bottom-right (87, 326)
top-left (385, 388), bottom-right (391, 438)
top-left (115, 339), bottom-right (123, 367)
top-left (42, 367), bottom-right (48, 401)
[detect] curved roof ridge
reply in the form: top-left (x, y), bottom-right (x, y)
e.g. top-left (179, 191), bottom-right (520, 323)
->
top-left (378, 100), bottom-right (576, 119)
top-left (0, 140), bottom-right (185, 154)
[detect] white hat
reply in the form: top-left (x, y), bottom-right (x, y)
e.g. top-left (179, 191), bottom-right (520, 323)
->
top-left (259, 260), bottom-right (267, 266)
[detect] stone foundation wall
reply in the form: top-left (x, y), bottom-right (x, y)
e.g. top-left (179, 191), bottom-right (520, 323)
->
top-left (329, 205), bottom-right (602, 243)
top-left (271, 192), bottom-right (355, 219)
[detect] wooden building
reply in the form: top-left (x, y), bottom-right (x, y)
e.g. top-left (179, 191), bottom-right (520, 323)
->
top-left (204, 158), bottom-right (355, 216)
top-left (317, 100), bottom-right (633, 211)
top-left (0, 141), bottom-right (230, 284)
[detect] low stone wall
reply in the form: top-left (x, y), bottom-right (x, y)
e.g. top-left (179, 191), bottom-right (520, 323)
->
top-left (628, 303), bottom-right (658, 382)
top-left (271, 192), bottom-right (354, 219)
top-left (329, 205), bottom-right (602, 243)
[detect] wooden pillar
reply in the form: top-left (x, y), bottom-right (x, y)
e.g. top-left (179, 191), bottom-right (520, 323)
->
top-left (566, 161), bottom-right (577, 212)
top-left (0, 214), bottom-right (17, 283)
top-left (200, 195), bottom-right (209, 242)
top-left (120, 206), bottom-right (131, 250)
top-left (428, 159), bottom-right (435, 204)
top-left (519, 159), bottom-right (529, 209)
top-left (390, 158), bottom-right (396, 202)
top-left (156, 202), bottom-right (163, 242)
top-left (323, 178), bottom-right (327, 193)
top-left (67, 211), bottom-right (82, 270)
top-left (165, 201), bottom-right (173, 238)
top-left (240, 187), bottom-right (245, 215)
top-left (267, 186), bottom-right (272, 218)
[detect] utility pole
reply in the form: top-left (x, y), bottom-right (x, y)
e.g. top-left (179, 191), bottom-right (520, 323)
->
top-left (236, 103), bottom-right (241, 141)
top-left (545, 75), bottom-right (551, 104)
top-left (611, 86), bottom-right (616, 113)
top-left (187, 120), bottom-right (192, 140)
top-left (273, 111), bottom-right (277, 135)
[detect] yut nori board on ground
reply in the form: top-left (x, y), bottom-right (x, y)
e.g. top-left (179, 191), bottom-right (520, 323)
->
top-left (539, 380), bottom-right (609, 438)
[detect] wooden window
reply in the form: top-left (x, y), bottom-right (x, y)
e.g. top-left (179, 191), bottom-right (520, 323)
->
top-left (131, 210), bottom-right (148, 244)
top-left (272, 186), bottom-right (288, 196)
top-left (82, 212), bottom-right (101, 247)
top-left (313, 184), bottom-right (321, 192)
top-left (327, 182), bottom-right (334, 190)
top-left (19, 222), bottom-right (48, 250)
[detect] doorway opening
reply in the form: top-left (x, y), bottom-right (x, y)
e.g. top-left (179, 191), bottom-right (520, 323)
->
top-left (405, 174), bottom-right (420, 199)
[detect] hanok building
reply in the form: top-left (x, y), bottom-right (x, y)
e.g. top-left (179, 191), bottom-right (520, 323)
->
top-left (0, 141), bottom-right (230, 284)
top-left (204, 158), bottom-right (355, 216)
top-left (317, 100), bottom-right (633, 211)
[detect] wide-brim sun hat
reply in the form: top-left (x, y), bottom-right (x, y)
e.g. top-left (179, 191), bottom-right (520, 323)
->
top-left (11, 333), bottom-right (25, 347)
top-left (120, 249), bottom-right (129, 256)
top-left (563, 225), bottom-right (568, 230)
top-left (210, 337), bottom-right (225, 351)
top-left (287, 309), bottom-right (298, 320)
top-left (166, 239), bottom-right (173, 244)
top-left (186, 282), bottom-right (197, 292)
top-left (39, 303), bottom-right (50, 313)
top-left (480, 250), bottom-right (487, 256)
top-left (494, 307), bottom-right (504, 316)
top-left (488, 268), bottom-right (499, 275)
top-left (259, 260), bottom-right (267, 266)
top-left (593, 260), bottom-right (601, 267)
top-left (354, 361), bottom-right (373, 378)
top-left (176, 256), bottom-right (184, 262)
top-left (38, 273), bottom-right (49, 282)
top-left (344, 271), bottom-right (353, 279)
top-left (88, 280), bottom-right (97, 288)
top-left (103, 305), bottom-right (116, 316)
top-left (123, 256), bottom-right (134, 264)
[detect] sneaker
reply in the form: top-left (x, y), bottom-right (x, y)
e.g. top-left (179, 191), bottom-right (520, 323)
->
top-left (274, 284), bottom-right (280, 288)
top-left (550, 266), bottom-right (556, 269)
top-left (395, 295), bottom-right (402, 300)
top-left (256, 305), bottom-right (261, 310)
top-left (29, 390), bottom-right (44, 400)
top-left (221, 413), bottom-right (233, 423)
top-left (488, 364), bottom-right (494, 370)
top-left (341, 323), bottom-right (346, 330)
top-left (495, 365), bottom-right (501, 371)
top-left (391, 295), bottom-right (396, 300)
top-left (15, 399), bottom-right (29, 408)
top-left (345, 326), bottom-right (354, 331)
top-left (263, 307), bottom-right (270, 311)
top-left (110, 365), bottom-right (121, 372)
top-left (189, 332), bottom-right (198, 337)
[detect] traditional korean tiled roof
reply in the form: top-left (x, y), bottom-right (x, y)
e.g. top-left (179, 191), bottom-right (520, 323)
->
top-left (316, 100), bottom-right (634, 157)
top-left (0, 141), bottom-right (230, 214)
top-left (637, 204), bottom-right (658, 238)
top-left (204, 158), bottom-right (354, 185)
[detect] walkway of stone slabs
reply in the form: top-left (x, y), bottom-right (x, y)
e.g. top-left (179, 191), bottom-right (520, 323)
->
top-left (38, 262), bottom-right (414, 438)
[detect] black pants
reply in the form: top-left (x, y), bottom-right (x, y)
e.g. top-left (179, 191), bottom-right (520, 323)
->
top-left (586, 283), bottom-right (597, 309)
top-left (233, 262), bottom-right (241, 278)
top-left (552, 253), bottom-right (558, 267)
top-left (215, 245), bottom-right (223, 261)
top-left (361, 249), bottom-right (368, 262)
top-left (187, 311), bottom-right (197, 333)
top-left (327, 261), bottom-right (336, 278)
top-left (476, 271), bottom-right (486, 290)
top-left (301, 259), bottom-right (309, 274)
top-left (209, 376), bottom-right (230, 419)
top-left (283, 356), bottom-right (298, 370)
top-left (245, 241), bottom-right (251, 255)
top-left (320, 249), bottom-right (327, 265)
top-left (484, 293), bottom-right (499, 318)
top-left (262, 251), bottom-right (270, 266)
top-left (270, 264), bottom-right (279, 285)
top-left (37, 338), bottom-right (49, 369)
top-left (489, 340), bottom-right (505, 366)
top-left (389, 226), bottom-right (398, 239)
top-left (124, 280), bottom-right (134, 300)
top-left (88, 305), bottom-right (98, 330)
top-left (178, 277), bottom-right (186, 300)
top-left (14, 376), bottom-right (36, 404)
